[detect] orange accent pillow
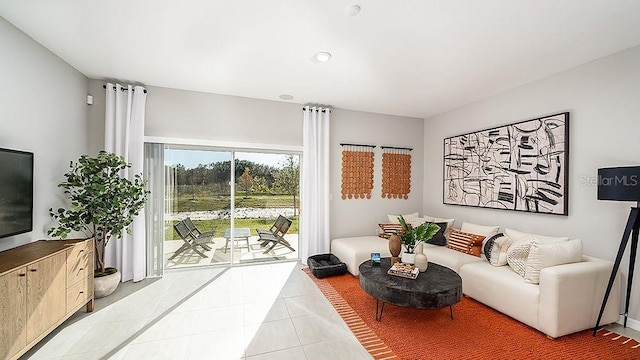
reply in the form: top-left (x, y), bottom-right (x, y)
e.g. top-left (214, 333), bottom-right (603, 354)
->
top-left (446, 229), bottom-right (486, 257)
top-left (378, 223), bottom-right (405, 239)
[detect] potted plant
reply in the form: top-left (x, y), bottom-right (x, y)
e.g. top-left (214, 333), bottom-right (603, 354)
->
top-left (48, 151), bottom-right (149, 298)
top-left (397, 215), bottom-right (440, 264)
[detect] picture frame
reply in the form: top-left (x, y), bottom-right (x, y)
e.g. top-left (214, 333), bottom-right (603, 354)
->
top-left (443, 112), bottom-right (569, 215)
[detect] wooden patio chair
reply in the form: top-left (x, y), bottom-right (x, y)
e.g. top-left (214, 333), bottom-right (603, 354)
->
top-left (184, 217), bottom-right (216, 240)
top-left (256, 215), bottom-right (295, 254)
top-left (168, 220), bottom-right (212, 260)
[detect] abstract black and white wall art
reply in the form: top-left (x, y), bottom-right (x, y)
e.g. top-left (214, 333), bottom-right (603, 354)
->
top-left (443, 112), bottom-right (569, 215)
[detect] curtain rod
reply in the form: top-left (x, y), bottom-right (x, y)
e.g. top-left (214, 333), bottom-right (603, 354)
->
top-left (102, 84), bottom-right (148, 94)
top-left (381, 146), bottom-right (413, 151)
top-left (340, 143), bottom-right (376, 148)
top-left (302, 107), bottom-right (329, 113)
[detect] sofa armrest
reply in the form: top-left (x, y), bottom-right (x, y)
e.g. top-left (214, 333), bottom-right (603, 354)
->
top-left (538, 256), bottom-right (620, 338)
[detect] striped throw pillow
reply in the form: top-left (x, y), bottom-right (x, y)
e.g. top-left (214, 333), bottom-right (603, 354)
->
top-left (447, 229), bottom-right (486, 257)
top-left (378, 223), bottom-right (405, 239)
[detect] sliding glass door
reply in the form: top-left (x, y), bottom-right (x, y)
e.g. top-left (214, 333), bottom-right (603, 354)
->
top-left (145, 144), bottom-right (300, 273)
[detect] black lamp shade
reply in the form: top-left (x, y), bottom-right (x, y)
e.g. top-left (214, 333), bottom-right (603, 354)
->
top-left (597, 166), bottom-right (640, 201)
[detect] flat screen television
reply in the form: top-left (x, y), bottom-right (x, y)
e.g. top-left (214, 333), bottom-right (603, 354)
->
top-left (0, 148), bottom-right (34, 238)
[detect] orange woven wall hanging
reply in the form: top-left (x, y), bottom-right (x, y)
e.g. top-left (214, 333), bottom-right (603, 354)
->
top-left (381, 146), bottom-right (412, 199)
top-left (340, 144), bottom-right (375, 200)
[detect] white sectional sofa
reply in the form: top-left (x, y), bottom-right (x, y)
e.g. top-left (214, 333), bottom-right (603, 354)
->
top-left (330, 233), bottom-right (621, 338)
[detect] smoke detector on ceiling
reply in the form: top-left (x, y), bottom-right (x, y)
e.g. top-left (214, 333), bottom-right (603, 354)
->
top-left (346, 4), bottom-right (361, 16)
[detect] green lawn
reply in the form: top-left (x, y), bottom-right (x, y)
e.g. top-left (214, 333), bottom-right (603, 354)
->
top-left (165, 217), bottom-right (299, 241)
top-left (171, 194), bottom-right (297, 212)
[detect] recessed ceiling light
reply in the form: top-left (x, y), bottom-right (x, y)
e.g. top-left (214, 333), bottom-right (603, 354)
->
top-left (315, 52), bottom-right (332, 62)
top-left (346, 4), bottom-right (361, 16)
top-left (279, 94), bottom-right (294, 101)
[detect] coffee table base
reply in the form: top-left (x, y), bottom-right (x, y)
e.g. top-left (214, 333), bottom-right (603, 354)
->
top-left (374, 299), bottom-right (454, 321)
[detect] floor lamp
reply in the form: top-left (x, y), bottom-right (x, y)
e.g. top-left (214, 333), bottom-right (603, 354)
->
top-left (593, 166), bottom-right (640, 336)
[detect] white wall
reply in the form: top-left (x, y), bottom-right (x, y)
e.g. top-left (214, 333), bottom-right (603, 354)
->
top-left (331, 109), bottom-right (424, 239)
top-left (423, 45), bottom-right (640, 321)
top-left (0, 16), bottom-right (88, 251)
top-left (86, 82), bottom-right (423, 239)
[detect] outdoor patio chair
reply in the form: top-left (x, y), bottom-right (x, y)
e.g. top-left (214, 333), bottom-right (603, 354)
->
top-left (168, 220), bottom-right (213, 260)
top-left (256, 215), bottom-right (295, 254)
top-left (184, 217), bottom-right (216, 240)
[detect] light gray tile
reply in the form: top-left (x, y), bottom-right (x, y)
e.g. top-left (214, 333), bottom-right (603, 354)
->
top-left (243, 299), bottom-right (290, 325)
top-left (132, 312), bottom-right (199, 343)
top-left (194, 305), bottom-right (244, 333)
top-left (244, 319), bottom-right (301, 356)
top-left (246, 346), bottom-right (307, 360)
top-left (284, 295), bottom-right (338, 319)
top-left (121, 336), bottom-right (190, 360)
top-left (303, 337), bottom-right (373, 360)
top-left (184, 327), bottom-right (246, 360)
top-left (291, 315), bottom-right (352, 345)
top-left (64, 319), bottom-right (149, 355)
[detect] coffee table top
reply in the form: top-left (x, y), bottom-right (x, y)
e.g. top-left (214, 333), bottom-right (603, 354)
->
top-left (359, 257), bottom-right (462, 309)
top-left (223, 228), bottom-right (251, 239)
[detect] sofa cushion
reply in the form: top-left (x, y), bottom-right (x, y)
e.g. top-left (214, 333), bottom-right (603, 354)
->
top-left (447, 229), bottom-right (485, 257)
top-left (330, 236), bottom-right (392, 276)
top-left (524, 239), bottom-right (583, 284)
top-left (505, 228), bottom-right (569, 244)
top-left (423, 243), bottom-right (485, 273)
top-left (507, 240), bottom-right (534, 277)
top-left (387, 212), bottom-right (419, 223)
top-left (483, 232), bottom-right (505, 262)
top-left (378, 223), bottom-right (404, 239)
top-left (461, 222), bottom-right (499, 253)
top-left (425, 222), bottom-right (448, 246)
top-left (489, 234), bottom-right (513, 266)
top-left (460, 261), bottom-right (540, 330)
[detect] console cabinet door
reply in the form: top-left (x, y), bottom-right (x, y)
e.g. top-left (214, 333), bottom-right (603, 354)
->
top-left (26, 252), bottom-right (66, 343)
top-left (0, 268), bottom-right (27, 360)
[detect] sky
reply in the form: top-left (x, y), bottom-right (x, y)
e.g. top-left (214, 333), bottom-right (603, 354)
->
top-left (164, 149), bottom-right (295, 169)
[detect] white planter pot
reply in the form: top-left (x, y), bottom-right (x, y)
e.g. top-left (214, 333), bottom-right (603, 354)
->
top-left (94, 268), bottom-right (121, 298)
top-left (401, 252), bottom-right (416, 264)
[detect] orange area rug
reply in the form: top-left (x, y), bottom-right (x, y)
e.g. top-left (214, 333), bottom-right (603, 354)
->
top-left (305, 270), bottom-right (639, 360)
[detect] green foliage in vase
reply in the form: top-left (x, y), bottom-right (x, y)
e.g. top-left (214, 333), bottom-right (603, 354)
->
top-left (397, 215), bottom-right (441, 254)
top-left (48, 151), bottom-right (149, 275)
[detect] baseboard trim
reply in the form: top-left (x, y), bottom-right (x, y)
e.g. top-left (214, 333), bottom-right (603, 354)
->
top-left (618, 315), bottom-right (640, 332)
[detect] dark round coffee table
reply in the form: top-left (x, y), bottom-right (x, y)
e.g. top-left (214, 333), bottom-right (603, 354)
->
top-left (359, 257), bottom-right (462, 321)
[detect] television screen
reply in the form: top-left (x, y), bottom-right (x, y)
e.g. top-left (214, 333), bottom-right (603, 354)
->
top-left (0, 148), bottom-right (34, 238)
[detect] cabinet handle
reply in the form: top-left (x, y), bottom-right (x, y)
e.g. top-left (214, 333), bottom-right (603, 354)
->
top-left (79, 268), bottom-right (84, 271)
top-left (79, 291), bottom-right (84, 294)
top-left (30, 269), bottom-right (37, 272)
top-left (79, 250), bottom-right (84, 253)
top-left (18, 273), bottom-right (26, 277)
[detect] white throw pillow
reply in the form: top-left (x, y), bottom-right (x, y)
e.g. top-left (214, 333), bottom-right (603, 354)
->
top-left (524, 239), bottom-right (583, 284)
top-left (507, 240), bottom-right (534, 277)
top-left (489, 235), bottom-right (512, 266)
top-left (387, 212), bottom-right (419, 224)
top-left (504, 228), bottom-right (569, 244)
top-left (408, 217), bottom-right (428, 227)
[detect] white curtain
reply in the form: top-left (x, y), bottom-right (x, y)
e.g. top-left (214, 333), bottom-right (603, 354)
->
top-left (301, 106), bottom-right (331, 263)
top-left (104, 83), bottom-right (147, 282)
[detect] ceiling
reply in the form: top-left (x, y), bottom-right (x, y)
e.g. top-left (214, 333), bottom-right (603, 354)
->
top-left (1, 1), bottom-right (640, 119)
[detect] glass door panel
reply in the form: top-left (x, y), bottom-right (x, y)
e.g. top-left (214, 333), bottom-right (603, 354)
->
top-left (233, 152), bottom-right (300, 264)
top-left (163, 146), bottom-right (232, 269)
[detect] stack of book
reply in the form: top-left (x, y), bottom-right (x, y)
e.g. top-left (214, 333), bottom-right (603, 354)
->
top-left (387, 263), bottom-right (419, 279)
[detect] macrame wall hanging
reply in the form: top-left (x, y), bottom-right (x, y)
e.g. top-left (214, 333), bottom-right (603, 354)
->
top-left (381, 146), bottom-right (412, 199)
top-left (340, 143), bottom-right (375, 199)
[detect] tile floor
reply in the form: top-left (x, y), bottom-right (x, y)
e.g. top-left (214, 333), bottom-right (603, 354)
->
top-left (22, 261), bottom-right (372, 360)
top-left (20, 260), bottom-right (640, 360)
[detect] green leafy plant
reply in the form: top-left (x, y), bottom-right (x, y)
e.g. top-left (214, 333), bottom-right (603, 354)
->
top-left (397, 215), bottom-right (441, 253)
top-left (48, 151), bottom-right (149, 275)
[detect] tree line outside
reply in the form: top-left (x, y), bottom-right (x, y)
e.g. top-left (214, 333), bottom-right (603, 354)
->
top-left (165, 155), bottom-right (300, 241)
top-left (169, 156), bottom-right (299, 212)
